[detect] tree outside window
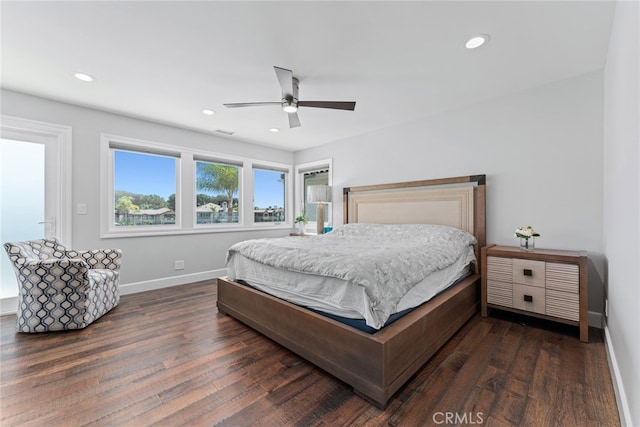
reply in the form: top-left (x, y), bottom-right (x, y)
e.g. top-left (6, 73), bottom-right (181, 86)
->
top-left (196, 162), bottom-right (240, 224)
top-left (113, 149), bottom-right (177, 227)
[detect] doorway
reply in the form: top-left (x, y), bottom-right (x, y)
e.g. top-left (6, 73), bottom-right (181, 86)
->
top-left (0, 116), bottom-right (71, 302)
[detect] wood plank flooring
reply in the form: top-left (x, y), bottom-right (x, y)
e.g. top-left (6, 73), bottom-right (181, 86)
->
top-left (0, 280), bottom-right (619, 426)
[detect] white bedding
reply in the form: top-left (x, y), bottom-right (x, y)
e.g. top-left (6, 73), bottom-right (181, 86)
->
top-left (227, 251), bottom-right (472, 325)
top-left (226, 223), bottom-right (477, 329)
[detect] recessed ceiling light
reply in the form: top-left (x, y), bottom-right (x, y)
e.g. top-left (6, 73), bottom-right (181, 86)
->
top-left (74, 72), bottom-right (94, 82)
top-left (269, 128), bottom-right (280, 133)
top-left (465, 34), bottom-right (490, 49)
top-left (202, 109), bottom-right (215, 115)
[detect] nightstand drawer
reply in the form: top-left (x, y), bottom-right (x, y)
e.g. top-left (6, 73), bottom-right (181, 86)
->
top-left (546, 290), bottom-right (579, 321)
top-left (546, 262), bottom-right (579, 293)
top-left (487, 256), bottom-right (512, 282)
top-left (487, 280), bottom-right (512, 307)
top-left (513, 284), bottom-right (545, 314)
top-left (512, 259), bottom-right (545, 287)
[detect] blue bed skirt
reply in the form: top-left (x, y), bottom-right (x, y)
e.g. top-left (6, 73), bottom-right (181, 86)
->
top-left (305, 306), bottom-right (414, 334)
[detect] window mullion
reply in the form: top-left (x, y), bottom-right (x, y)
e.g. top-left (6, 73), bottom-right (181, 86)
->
top-left (181, 152), bottom-right (194, 229)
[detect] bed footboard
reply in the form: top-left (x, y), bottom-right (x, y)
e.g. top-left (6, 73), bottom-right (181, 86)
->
top-left (216, 275), bottom-right (479, 408)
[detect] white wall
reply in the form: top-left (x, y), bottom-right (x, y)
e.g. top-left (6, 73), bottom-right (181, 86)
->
top-left (296, 71), bottom-right (606, 318)
top-left (603, 0), bottom-right (640, 425)
top-left (1, 89), bottom-right (294, 294)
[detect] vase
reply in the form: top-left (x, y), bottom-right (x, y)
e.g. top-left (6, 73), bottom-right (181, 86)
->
top-left (297, 222), bottom-right (306, 234)
top-left (520, 237), bottom-right (535, 250)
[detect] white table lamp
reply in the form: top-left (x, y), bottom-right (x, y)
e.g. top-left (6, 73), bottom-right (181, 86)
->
top-left (307, 185), bottom-right (332, 234)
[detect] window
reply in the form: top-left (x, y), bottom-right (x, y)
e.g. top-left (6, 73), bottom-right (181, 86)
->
top-left (303, 169), bottom-right (330, 224)
top-left (195, 160), bottom-right (240, 224)
top-left (101, 133), bottom-right (293, 237)
top-left (113, 149), bottom-right (178, 227)
top-left (253, 167), bottom-right (287, 224)
top-left (295, 159), bottom-right (332, 232)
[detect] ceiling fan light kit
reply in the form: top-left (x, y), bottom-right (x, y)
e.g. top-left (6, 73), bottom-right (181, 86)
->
top-left (224, 66), bottom-right (356, 129)
top-left (282, 97), bottom-right (298, 113)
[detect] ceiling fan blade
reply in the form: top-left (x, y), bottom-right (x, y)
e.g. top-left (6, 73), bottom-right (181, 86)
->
top-left (223, 102), bottom-right (280, 108)
top-left (274, 66), bottom-right (294, 96)
top-left (298, 101), bottom-right (356, 111)
top-left (288, 112), bottom-right (301, 128)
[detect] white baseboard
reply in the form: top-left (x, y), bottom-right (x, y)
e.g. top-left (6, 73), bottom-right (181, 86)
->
top-left (0, 269), bottom-right (227, 316)
top-left (588, 310), bottom-right (603, 328)
top-left (0, 296), bottom-right (18, 316)
top-left (119, 268), bottom-right (226, 296)
top-left (604, 325), bottom-right (632, 427)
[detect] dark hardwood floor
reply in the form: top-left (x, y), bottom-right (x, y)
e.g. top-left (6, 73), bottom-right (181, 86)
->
top-left (0, 280), bottom-right (619, 426)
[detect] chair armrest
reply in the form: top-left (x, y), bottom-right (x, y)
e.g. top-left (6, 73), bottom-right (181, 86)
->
top-left (21, 258), bottom-right (90, 293)
top-left (69, 249), bottom-right (122, 270)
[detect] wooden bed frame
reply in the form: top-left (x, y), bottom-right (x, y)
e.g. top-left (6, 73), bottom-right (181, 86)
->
top-left (217, 174), bottom-right (486, 408)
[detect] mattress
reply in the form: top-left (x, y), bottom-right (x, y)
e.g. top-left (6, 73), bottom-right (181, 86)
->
top-left (226, 223), bottom-right (477, 330)
top-left (228, 252), bottom-right (472, 325)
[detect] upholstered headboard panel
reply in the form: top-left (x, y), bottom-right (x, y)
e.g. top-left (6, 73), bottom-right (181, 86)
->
top-left (345, 186), bottom-right (474, 234)
top-left (343, 175), bottom-right (486, 267)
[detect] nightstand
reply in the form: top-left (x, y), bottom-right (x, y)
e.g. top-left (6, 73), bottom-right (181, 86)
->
top-left (481, 245), bottom-right (589, 342)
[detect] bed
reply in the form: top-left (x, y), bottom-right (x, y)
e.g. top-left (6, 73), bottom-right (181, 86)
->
top-left (217, 174), bottom-right (486, 408)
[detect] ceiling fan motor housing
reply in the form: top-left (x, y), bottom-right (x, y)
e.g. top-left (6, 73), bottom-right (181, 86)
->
top-left (282, 77), bottom-right (299, 112)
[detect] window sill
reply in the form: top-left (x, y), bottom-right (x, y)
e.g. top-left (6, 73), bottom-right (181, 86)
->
top-left (101, 223), bottom-right (293, 239)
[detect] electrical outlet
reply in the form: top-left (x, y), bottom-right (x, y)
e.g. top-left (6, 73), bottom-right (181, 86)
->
top-left (77, 203), bottom-right (87, 215)
top-left (174, 260), bottom-right (185, 270)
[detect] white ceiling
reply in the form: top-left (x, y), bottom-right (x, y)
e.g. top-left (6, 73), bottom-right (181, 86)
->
top-left (1, 1), bottom-right (615, 152)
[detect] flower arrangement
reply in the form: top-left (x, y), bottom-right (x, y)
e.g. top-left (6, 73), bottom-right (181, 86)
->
top-left (295, 203), bottom-right (308, 224)
top-left (515, 226), bottom-right (540, 250)
top-left (295, 213), bottom-right (308, 234)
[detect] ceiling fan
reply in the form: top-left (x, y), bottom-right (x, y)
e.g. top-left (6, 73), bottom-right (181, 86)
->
top-left (224, 66), bottom-right (356, 128)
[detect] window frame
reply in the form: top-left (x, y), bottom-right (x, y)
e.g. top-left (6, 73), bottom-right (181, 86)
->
top-left (252, 163), bottom-right (290, 226)
top-left (100, 133), bottom-right (293, 238)
top-left (101, 134), bottom-right (182, 237)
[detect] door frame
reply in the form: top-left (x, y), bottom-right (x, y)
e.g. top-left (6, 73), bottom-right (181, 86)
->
top-left (1, 115), bottom-right (72, 245)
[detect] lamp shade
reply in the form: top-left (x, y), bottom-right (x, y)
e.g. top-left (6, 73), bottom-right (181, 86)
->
top-left (307, 185), bottom-right (332, 204)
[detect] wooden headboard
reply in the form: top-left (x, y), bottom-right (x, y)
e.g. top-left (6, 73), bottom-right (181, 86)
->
top-left (343, 175), bottom-right (487, 271)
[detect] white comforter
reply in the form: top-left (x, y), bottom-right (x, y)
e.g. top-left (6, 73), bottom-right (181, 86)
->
top-left (226, 223), bottom-right (477, 329)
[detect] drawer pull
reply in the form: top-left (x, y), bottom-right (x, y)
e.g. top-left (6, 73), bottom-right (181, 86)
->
top-left (524, 295), bottom-right (533, 302)
top-left (523, 269), bottom-right (533, 276)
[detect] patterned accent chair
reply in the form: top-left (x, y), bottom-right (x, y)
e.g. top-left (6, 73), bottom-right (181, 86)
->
top-left (3, 238), bottom-right (121, 333)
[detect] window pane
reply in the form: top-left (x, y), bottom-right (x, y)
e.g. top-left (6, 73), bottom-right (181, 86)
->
top-left (114, 150), bottom-right (176, 227)
top-left (196, 161), bottom-right (240, 224)
top-left (254, 169), bottom-right (286, 223)
top-left (1, 139), bottom-right (45, 298)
